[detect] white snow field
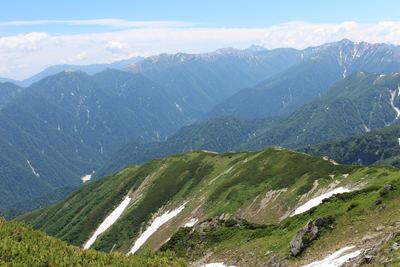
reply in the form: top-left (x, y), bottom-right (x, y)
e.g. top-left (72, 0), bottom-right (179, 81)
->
top-left (84, 195), bottom-right (132, 249)
top-left (302, 246), bottom-right (362, 267)
top-left (291, 187), bottom-right (350, 216)
top-left (128, 203), bottom-right (187, 254)
top-left (184, 218), bottom-right (198, 227)
top-left (81, 174), bottom-right (92, 182)
top-left (201, 263), bottom-right (236, 267)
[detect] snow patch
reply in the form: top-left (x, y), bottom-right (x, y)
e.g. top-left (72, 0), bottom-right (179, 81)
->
top-left (291, 187), bottom-right (350, 216)
top-left (84, 195), bottom-right (132, 249)
top-left (81, 172), bottom-right (93, 183)
top-left (86, 108), bottom-right (90, 124)
top-left (184, 218), bottom-right (198, 227)
top-left (128, 203), bottom-right (187, 254)
top-left (26, 160), bottom-right (39, 177)
top-left (175, 103), bottom-right (182, 112)
top-left (201, 263), bottom-right (235, 267)
top-left (388, 88), bottom-right (400, 120)
top-left (301, 246), bottom-right (362, 267)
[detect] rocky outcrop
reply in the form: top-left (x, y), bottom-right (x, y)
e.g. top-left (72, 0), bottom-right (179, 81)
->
top-left (384, 184), bottom-right (393, 191)
top-left (290, 218), bottom-right (324, 256)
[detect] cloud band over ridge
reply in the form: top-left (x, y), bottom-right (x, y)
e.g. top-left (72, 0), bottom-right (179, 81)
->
top-left (1, 20), bottom-right (400, 80)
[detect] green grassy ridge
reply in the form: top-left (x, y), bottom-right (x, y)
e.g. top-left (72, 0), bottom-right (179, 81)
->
top-left (0, 218), bottom-right (187, 266)
top-left (208, 148), bottom-right (357, 203)
top-left (17, 147), bottom-right (399, 256)
top-left (160, 172), bottom-right (400, 266)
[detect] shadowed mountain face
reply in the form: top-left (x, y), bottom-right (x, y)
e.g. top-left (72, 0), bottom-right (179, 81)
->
top-left (0, 69), bottom-right (198, 208)
top-left (199, 40), bottom-right (400, 122)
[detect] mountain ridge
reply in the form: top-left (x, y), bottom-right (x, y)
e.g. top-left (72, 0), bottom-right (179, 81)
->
top-left (0, 56), bottom-right (145, 87)
top-left (199, 40), bottom-right (400, 122)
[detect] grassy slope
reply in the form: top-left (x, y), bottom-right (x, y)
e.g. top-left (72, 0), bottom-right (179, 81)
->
top-left (162, 167), bottom-right (400, 266)
top-left (0, 218), bottom-right (187, 266)
top-left (17, 147), bottom-right (400, 265)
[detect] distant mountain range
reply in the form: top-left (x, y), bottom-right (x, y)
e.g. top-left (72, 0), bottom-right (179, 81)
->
top-left (0, 56), bottom-right (144, 87)
top-left (199, 39), bottom-right (400, 122)
top-left (122, 46), bottom-right (322, 114)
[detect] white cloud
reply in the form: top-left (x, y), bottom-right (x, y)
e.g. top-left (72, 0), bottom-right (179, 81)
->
top-left (0, 32), bottom-right (50, 53)
top-left (104, 41), bottom-right (131, 54)
top-left (69, 51), bottom-right (89, 62)
top-left (261, 21), bottom-right (400, 49)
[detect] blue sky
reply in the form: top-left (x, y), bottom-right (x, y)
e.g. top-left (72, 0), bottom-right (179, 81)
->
top-left (1, 0), bottom-right (400, 80)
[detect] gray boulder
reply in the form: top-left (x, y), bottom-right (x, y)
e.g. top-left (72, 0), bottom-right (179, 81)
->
top-left (384, 184), bottom-right (393, 191)
top-left (290, 220), bottom-right (313, 256)
top-left (290, 219), bottom-right (323, 256)
top-left (370, 200), bottom-right (382, 208)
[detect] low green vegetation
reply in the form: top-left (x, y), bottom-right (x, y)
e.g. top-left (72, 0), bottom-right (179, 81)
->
top-left (0, 218), bottom-right (187, 266)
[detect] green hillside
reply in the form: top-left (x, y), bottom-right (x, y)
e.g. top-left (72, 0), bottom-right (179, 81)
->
top-left (240, 71), bottom-right (400, 151)
top-left (0, 218), bottom-right (187, 266)
top-left (16, 147), bottom-right (400, 266)
top-left (0, 82), bottom-right (23, 109)
top-left (296, 125), bottom-right (400, 168)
